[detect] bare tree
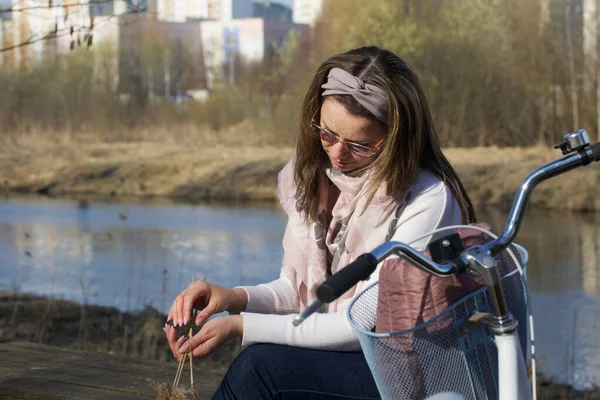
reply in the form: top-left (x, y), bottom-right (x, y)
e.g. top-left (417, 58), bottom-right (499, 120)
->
top-left (565, 0), bottom-right (580, 129)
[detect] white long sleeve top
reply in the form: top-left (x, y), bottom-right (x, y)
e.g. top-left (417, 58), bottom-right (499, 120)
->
top-left (238, 169), bottom-right (464, 351)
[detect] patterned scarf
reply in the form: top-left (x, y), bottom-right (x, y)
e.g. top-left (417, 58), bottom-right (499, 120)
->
top-left (278, 158), bottom-right (407, 312)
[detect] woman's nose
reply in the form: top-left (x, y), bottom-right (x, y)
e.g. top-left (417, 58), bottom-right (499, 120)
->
top-left (329, 141), bottom-right (349, 158)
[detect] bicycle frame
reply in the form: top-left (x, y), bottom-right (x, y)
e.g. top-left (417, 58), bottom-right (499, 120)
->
top-left (294, 130), bottom-right (600, 400)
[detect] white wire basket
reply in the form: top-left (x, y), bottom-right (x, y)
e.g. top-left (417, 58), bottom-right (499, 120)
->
top-left (347, 243), bottom-right (529, 400)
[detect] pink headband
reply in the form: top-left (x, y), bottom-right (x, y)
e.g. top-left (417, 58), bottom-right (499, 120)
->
top-left (321, 67), bottom-right (389, 123)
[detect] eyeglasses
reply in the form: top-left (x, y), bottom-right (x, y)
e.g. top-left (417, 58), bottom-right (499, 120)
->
top-left (311, 123), bottom-right (385, 158)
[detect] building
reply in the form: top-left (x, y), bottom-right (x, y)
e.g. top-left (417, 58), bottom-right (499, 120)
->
top-left (253, 1), bottom-right (292, 21)
top-left (155, 0), bottom-right (207, 22)
top-left (292, 0), bottom-right (322, 25)
top-left (0, 0), bottom-right (74, 69)
top-left (118, 15), bottom-right (206, 101)
top-left (0, 0), bottom-right (131, 70)
top-left (200, 17), bottom-right (305, 88)
top-left (0, 0), bottom-right (303, 102)
top-left (217, 0), bottom-right (292, 21)
top-left (207, 0), bottom-right (223, 19)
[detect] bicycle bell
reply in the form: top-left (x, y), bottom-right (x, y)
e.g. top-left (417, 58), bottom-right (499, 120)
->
top-left (554, 129), bottom-right (590, 154)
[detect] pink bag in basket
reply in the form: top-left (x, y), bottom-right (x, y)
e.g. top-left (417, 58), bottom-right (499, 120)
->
top-left (375, 222), bottom-right (495, 334)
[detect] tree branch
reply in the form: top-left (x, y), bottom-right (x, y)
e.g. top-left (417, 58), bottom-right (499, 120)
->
top-left (0, 6), bottom-right (146, 53)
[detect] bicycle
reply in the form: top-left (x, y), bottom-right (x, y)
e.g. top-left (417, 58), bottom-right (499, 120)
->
top-left (293, 129), bottom-right (600, 400)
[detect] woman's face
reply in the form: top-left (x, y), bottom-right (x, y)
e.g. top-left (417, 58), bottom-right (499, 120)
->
top-left (317, 97), bottom-right (387, 173)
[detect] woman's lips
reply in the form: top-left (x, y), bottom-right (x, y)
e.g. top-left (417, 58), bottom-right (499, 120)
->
top-left (331, 158), bottom-right (350, 169)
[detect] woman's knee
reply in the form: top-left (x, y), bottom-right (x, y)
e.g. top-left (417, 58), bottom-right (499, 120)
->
top-left (228, 344), bottom-right (280, 378)
top-left (213, 344), bottom-right (281, 399)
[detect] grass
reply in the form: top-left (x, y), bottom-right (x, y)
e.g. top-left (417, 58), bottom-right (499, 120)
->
top-left (1, 136), bottom-right (599, 212)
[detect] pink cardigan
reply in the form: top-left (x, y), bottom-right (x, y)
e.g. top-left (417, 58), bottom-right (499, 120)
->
top-left (238, 168), bottom-right (463, 350)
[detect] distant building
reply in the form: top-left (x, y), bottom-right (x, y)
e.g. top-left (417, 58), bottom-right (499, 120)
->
top-left (91, 0), bottom-right (156, 17)
top-left (155, 0), bottom-right (207, 22)
top-left (253, 1), bottom-right (292, 21)
top-left (200, 17), bottom-right (305, 88)
top-left (207, 0), bottom-right (223, 19)
top-left (0, 0), bottom-right (71, 69)
top-left (292, 0), bottom-right (322, 25)
top-left (0, 0), bottom-right (303, 103)
top-left (118, 15), bottom-right (206, 101)
top-left (220, 0), bottom-right (292, 21)
top-left (0, 0), bottom-right (11, 21)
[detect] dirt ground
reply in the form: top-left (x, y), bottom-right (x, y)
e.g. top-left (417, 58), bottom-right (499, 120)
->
top-left (1, 140), bottom-right (599, 212)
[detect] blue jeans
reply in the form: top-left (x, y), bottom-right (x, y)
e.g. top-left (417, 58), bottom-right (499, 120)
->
top-left (211, 344), bottom-right (381, 399)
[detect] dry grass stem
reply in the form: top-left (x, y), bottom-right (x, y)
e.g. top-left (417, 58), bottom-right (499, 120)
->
top-left (189, 346), bottom-right (193, 389)
top-left (173, 352), bottom-right (186, 387)
top-left (170, 274), bottom-right (207, 393)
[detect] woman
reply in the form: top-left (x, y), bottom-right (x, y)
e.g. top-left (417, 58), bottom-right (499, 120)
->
top-left (164, 45), bottom-right (476, 399)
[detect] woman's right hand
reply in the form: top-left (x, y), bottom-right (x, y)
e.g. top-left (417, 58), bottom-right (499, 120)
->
top-left (167, 281), bottom-right (248, 327)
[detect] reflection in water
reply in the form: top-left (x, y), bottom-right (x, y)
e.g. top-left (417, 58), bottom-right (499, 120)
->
top-left (0, 197), bottom-right (286, 316)
top-left (1, 198), bottom-right (600, 389)
top-left (482, 208), bottom-right (600, 390)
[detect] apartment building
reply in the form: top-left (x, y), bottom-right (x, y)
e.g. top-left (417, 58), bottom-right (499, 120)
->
top-left (156, 0), bottom-right (207, 22)
top-left (0, 0), bottom-right (71, 69)
top-left (207, 0), bottom-right (223, 19)
top-left (200, 15), bottom-right (304, 88)
top-left (292, 0), bottom-right (322, 25)
top-left (0, 0), bottom-right (303, 102)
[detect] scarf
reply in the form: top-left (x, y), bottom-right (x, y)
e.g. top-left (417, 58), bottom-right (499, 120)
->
top-left (278, 158), bottom-right (407, 312)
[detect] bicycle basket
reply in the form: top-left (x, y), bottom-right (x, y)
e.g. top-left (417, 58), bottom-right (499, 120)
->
top-left (347, 243), bottom-right (529, 400)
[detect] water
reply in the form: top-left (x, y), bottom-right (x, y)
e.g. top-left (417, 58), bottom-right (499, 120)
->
top-left (0, 197), bottom-right (287, 315)
top-left (0, 196), bottom-right (599, 390)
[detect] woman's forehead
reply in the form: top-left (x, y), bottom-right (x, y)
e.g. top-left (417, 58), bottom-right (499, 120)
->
top-left (320, 98), bottom-right (385, 142)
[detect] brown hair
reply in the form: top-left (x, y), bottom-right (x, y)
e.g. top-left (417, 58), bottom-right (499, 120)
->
top-left (294, 45), bottom-right (476, 225)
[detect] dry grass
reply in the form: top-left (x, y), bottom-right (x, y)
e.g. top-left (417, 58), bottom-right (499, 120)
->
top-left (1, 137), bottom-right (598, 212)
top-left (149, 380), bottom-right (202, 400)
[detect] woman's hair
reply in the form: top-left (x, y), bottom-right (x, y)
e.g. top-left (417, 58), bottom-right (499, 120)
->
top-left (294, 45), bottom-right (476, 224)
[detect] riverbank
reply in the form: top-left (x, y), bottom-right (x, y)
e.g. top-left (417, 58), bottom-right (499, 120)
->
top-left (0, 291), bottom-right (239, 369)
top-left (0, 292), bottom-right (597, 399)
top-left (1, 141), bottom-right (600, 212)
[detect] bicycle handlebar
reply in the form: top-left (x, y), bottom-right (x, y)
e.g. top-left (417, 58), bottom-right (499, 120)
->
top-left (316, 243), bottom-right (462, 303)
top-left (293, 132), bottom-right (600, 326)
top-left (485, 141), bottom-right (600, 256)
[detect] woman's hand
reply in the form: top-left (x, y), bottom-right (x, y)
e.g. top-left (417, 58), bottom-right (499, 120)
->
top-left (167, 281), bottom-right (248, 327)
top-left (164, 315), bottom-right (243, 361)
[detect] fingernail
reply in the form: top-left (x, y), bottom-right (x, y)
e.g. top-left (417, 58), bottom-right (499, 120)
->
top-left (177, 335), bottom-right (185, 342)
top-left (183, 316), bottom-right (189, 325)
top-left (178, 317), bottom-right (183, 327)
top-left (179, 343), bottom-right (190, 353)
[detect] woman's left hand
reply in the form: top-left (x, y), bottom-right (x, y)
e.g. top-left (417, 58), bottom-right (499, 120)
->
top-left (164, 315), bottom-right (243, 361)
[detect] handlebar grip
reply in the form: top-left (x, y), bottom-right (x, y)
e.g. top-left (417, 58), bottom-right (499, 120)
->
top-left (590, 143), bottom-right (600, 162)
top-left (316, 253), bottom-right (378, 303)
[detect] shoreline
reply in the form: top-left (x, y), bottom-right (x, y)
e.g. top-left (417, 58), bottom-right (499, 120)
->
top-left (1, 141), bottom-right (600, 212)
